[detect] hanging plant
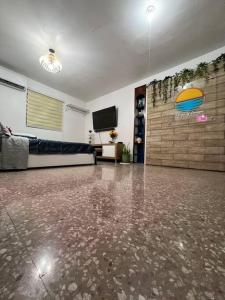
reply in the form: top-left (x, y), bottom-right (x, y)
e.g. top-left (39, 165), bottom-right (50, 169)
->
top-left (169, 76), bottom-right (173, 98)
top-left (195, 62), bottom-right (209, 81)
top-left (212, 59), bottom-right (219, 73)
top-left (212, 53), bottom-right (225, 72)
top-left (219, 53), bottom-right (225, 70)
top-left (179, 68), bottom-right (195, 86)
top-left (150, 79), bottom-right (158, 106)
top-left (147, 52), bottom-right (225, 105)
top-left (174, 72), bottom-right (181, 91)
top-left (162, 76), bottom-right (170, 103)
top-left (157, 80), bottom-right (162, 99)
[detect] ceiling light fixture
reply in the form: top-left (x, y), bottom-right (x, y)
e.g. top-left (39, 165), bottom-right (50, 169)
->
top-left (39, 49), bottom-right (62, 73)
top-left (146, 0), bottom-right (157, 20)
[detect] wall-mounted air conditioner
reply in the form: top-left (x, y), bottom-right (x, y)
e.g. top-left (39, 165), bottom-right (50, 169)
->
top-left (0, 77), bottom-right (26, 92)
top-left (65, 104), bottom-right (89, 114)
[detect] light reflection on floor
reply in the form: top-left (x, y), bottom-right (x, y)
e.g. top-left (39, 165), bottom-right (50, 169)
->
top-left (0, 164), bottom-right (225, 300)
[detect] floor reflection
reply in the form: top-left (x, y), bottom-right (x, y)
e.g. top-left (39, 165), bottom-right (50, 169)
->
top-left (0, 164), bottom-right (225, 300)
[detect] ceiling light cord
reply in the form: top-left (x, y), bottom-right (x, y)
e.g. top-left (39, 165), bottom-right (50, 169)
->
top-left (146, 0), bottom-right (157, 77)
top-left (146, 19), bottom-right (152, 77)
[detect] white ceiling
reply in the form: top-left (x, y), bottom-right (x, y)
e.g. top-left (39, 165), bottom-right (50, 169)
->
top-left (0, 0), bottom-right (225, 101)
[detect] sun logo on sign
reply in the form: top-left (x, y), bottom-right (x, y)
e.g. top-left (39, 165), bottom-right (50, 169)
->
top-left (176, 88), bottom-right (204, 112)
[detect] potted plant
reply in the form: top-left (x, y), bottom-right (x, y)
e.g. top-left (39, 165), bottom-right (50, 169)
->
top-left (121, 144), bottom-right (131, 163)
top-left (109, 130), bottom-right (118, 143)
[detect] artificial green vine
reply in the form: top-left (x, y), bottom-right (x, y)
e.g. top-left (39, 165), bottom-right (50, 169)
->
top-left (148, 52), bottom-right (225, 105)
top-left (162, 76), bottom-right (170, 103)
top-left (212, 59), bottom-right (219, 73)
top-left (195, 62), bottom-right (209, 81)
top-left (179, 68), bottom-right (195, 86)
top-left (158, 80), bottom-right (162, 99)
top-left (174, 72), bottom-right (181, 92)
top-left (150, 79), bottom-right (158, 106)
top-left (212, 54), bottom-right (225, 72)
top-left (169, 76), bottom-right (173, 98)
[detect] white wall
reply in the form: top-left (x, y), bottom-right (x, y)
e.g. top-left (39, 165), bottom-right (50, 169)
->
top-left (86, 86), bottom-right (135, 146)
top-left (0, 66), bottom-right (86, 142)
top-left (85, 45), bottom-right (225, 150)
top-left (2, 45), bottom-right (225, 146)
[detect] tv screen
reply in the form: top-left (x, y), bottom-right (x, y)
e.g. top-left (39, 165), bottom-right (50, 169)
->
top-left (92, 106), bottom-right (117, 132)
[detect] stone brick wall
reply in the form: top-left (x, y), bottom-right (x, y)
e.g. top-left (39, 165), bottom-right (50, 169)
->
top-left (146, 66), bottom-right (225, 171)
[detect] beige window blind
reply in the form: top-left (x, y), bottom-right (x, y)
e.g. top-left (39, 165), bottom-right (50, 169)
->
top-left (26, 90), bottom-right (63, 131)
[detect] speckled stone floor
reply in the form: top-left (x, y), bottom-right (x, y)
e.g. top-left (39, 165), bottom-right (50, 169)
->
top-left (0, 164), bottom-right (225, 300)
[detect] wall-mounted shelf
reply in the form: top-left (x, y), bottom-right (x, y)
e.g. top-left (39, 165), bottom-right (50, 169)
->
top-left (133, 85), bottom-right (146, 164)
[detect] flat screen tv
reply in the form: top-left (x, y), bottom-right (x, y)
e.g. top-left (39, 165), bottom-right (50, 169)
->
top-left (92, 106), bottom-right (117, 132)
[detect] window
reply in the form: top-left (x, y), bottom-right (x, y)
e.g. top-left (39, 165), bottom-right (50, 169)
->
top-left (26, 90), bottom-right (63, 131)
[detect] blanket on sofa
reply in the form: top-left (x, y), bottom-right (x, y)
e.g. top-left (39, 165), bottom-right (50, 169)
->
top-left (0, 136), bottom-right (29, 170)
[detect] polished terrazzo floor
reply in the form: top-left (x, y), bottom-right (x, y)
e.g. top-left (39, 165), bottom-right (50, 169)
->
top-left (0, 164), bottom-right (225, 300)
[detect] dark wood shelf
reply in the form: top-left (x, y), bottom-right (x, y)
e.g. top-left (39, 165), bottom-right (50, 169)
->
top-left (97, 156), bottom-right (115, 160)
top-left (133, 85), bottom-right (146, 164)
